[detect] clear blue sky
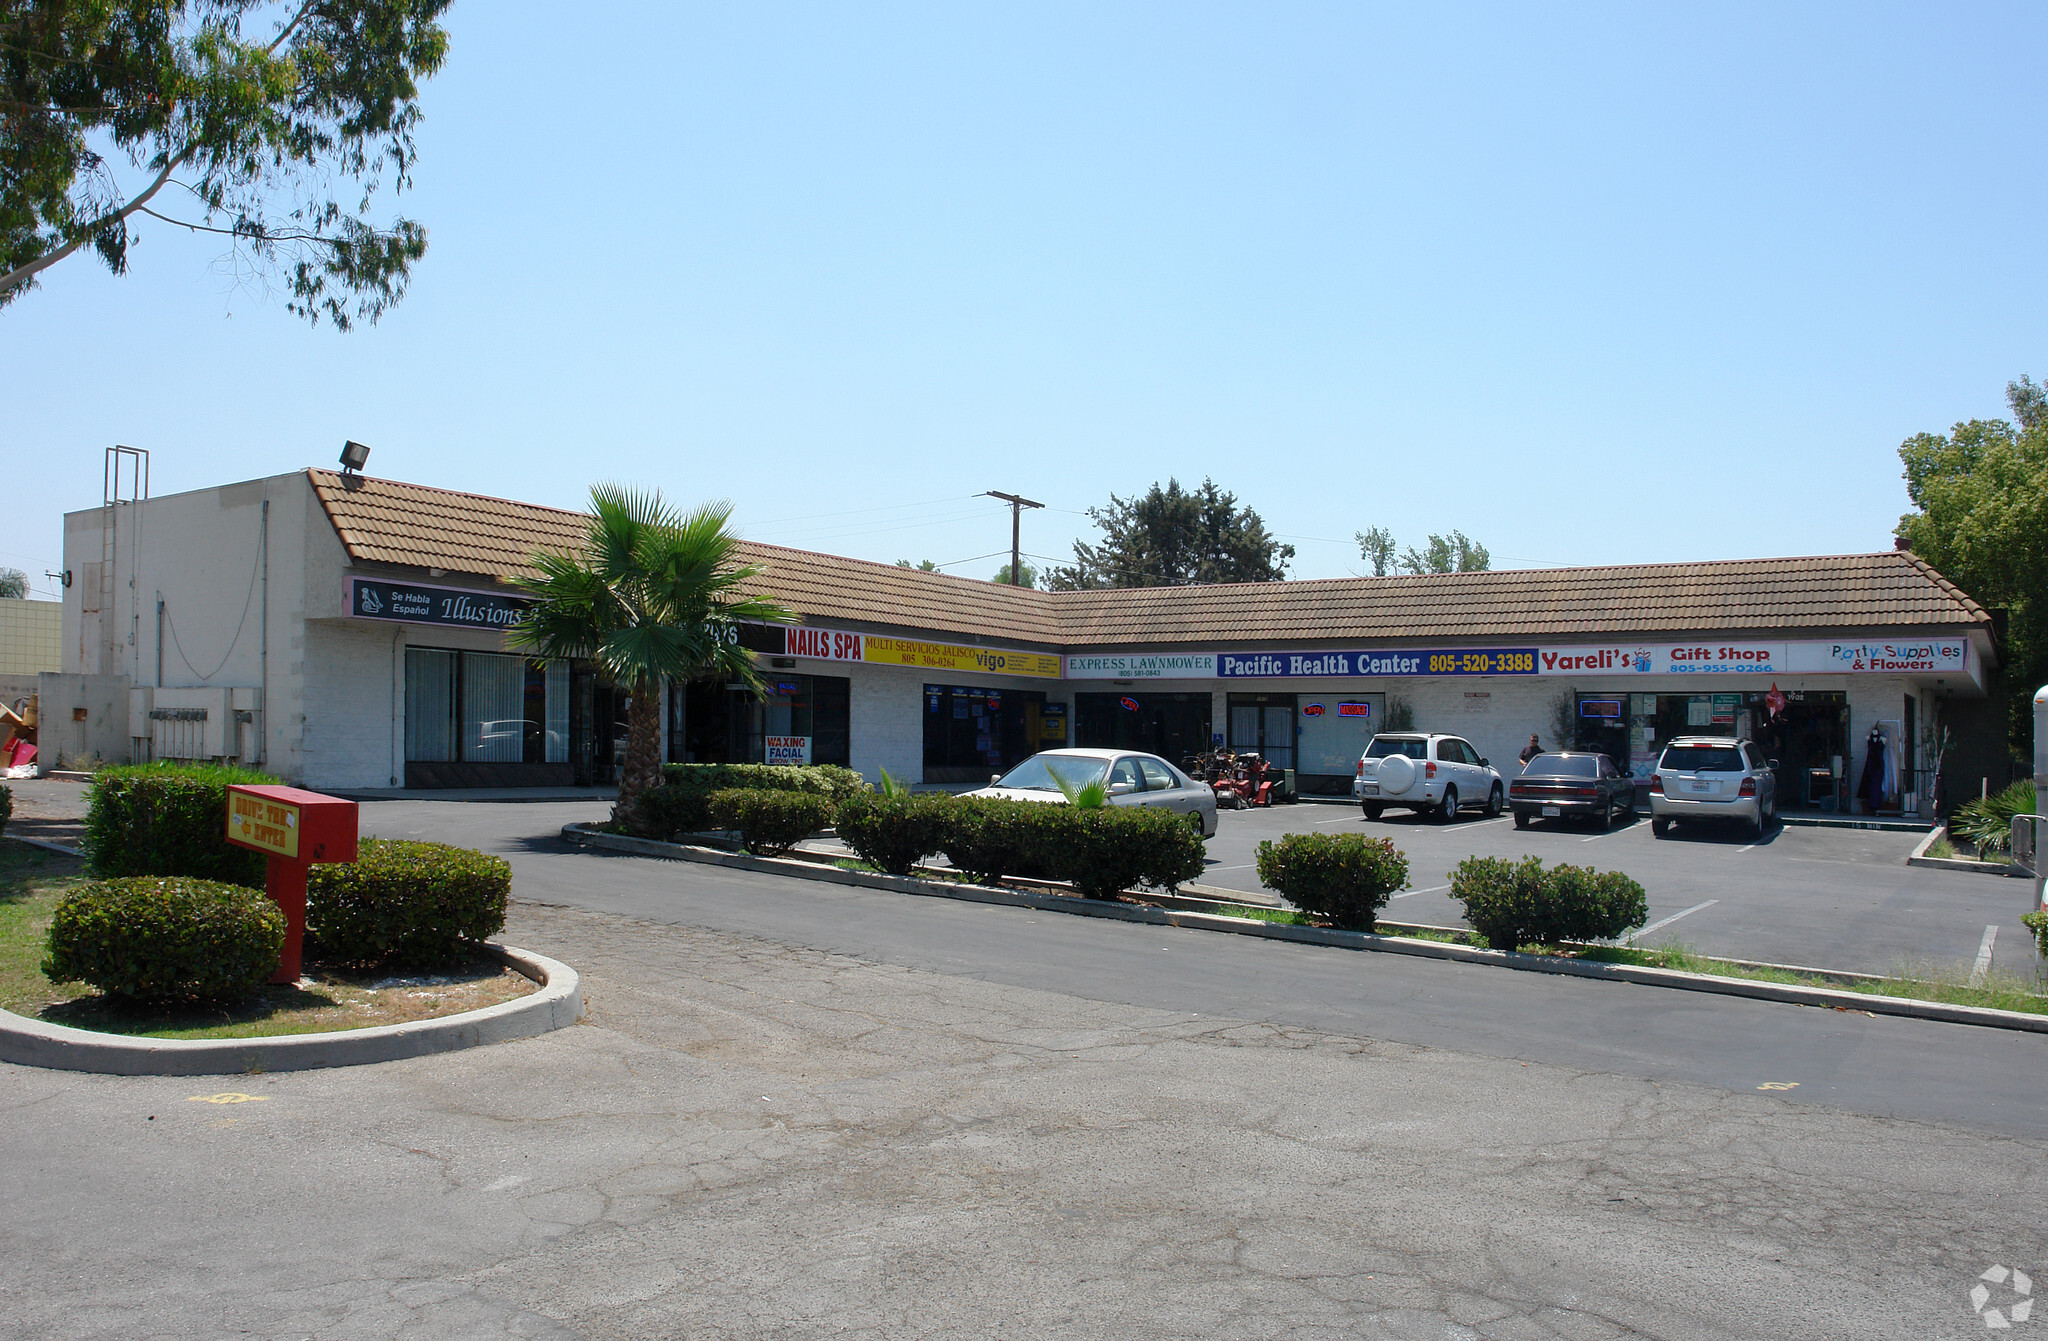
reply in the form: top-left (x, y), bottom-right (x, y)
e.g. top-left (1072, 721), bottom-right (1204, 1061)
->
top-left (8, 2), bottom-right (2047, 601)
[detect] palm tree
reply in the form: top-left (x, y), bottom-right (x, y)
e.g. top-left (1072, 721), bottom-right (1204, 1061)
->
top-left (510, 485), bottom-right (791, 832)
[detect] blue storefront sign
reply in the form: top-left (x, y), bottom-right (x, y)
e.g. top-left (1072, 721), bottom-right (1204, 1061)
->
top-left (1216, 649), bottom-right (1538, 678)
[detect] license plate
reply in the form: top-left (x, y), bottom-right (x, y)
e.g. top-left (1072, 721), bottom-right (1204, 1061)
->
top-left (1541, 805), bottom-right (1561, 816)
top-left (1688, 778), bottom-right (1714, 793)
top-left (1358, 783), bottom-right (1379, 795)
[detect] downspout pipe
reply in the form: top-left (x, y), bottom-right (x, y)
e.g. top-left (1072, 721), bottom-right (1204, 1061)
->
top-left (258, 498), bottom-right (269, 766)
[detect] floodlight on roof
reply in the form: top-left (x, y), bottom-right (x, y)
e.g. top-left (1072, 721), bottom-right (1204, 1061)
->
top-left (339, 440), bottom-right (371, 474)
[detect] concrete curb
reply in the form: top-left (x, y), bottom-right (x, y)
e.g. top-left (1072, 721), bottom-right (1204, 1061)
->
top-left (0, 945), bottom-right (583, 1076)
top-left (1779, 813), bottom-right (1932, 833)
top-left (6, 835), bottom-right (83, 858)
top-left (564, 823), bottom-right (2048, 1035)
top-left (1905, 825), bottom-right (2023, 878)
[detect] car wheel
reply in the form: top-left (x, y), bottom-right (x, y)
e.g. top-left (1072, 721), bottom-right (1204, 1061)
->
top-left (1651, 817), bottom-right (1669, 837)
top-left (1751, 806), bottom-right (1766, 841)
top-left (1485, 784), bottom-right (1504, 818)
top-left (1603, 797), bottom-right (1617, 828)
top-left (1513, 811), bottom-right (1529, 830)
top-left (1437, 786), bottom-right (1459, 823)
top-left (1361, 803), bottom-right (1383, 821)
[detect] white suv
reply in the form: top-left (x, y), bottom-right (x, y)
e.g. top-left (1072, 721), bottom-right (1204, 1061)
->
top-left (1354, 733), bottom-right (1505, 822)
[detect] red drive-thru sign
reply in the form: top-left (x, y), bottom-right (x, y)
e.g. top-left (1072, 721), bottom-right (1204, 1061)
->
top-left (225, 785), bottom-right (359, 984)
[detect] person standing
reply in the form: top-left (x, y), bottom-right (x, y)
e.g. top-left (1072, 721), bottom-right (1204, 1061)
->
top-left (1519, 734), bottom-right (1543, 768)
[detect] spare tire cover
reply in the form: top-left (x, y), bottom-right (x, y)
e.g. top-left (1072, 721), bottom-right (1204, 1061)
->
top-left (1377, 754), bottom-right (1417, 794)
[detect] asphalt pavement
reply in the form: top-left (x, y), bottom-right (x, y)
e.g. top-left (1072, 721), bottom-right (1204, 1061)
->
top-left (357, 799), bottom-right (2048, 1140)
top-left (8, 795), bottom-right (2048, 1338)
top-left (1197, 802), bottom-right (2037, 979)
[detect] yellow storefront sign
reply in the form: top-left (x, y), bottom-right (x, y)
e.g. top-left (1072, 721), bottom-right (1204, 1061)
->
top-left (861, 636), bottom-right (1061, 679)
top-left (227, 790), bottom-right (300, 860)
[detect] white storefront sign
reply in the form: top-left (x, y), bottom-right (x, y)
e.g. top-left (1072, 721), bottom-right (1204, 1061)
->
top-left (765, 735), bottom-right (812, 765)
top-left (1064, 653), bottom-right (1218, 679)
top-left (1537, 638), bottom-right (1967, 676)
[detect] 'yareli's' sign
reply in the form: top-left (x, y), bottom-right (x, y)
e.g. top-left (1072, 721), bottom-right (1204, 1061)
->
top-left (347, 578), bottom-right (531, 630)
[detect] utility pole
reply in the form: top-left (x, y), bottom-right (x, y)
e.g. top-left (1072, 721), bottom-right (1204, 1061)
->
top-left (983, 491), bottom-right (1044, 587)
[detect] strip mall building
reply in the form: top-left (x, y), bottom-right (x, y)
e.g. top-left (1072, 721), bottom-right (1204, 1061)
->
top-left (50, 469), bottom-right (2001, 816)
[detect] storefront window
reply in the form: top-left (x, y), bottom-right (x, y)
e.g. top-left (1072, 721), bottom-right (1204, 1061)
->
top-left (1227, 693), bottom-right (1296, 769)
top-left (406, 647), bottom-right (567, 766)
top-left (1073, 692), bottom-right (1210, 770)
top-left (924, 684), bottom-right (1048, 783)
top-left (676, 674), bottom-right (851, 767)
top-left (405, 648), bottom-right (456, 762)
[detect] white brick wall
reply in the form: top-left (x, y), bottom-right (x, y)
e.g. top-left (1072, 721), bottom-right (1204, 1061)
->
top-left (297, 620), bottom-right (408, 789)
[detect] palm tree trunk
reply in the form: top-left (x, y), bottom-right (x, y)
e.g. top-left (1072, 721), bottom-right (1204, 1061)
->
top-left (614, 671), bottom-right (666, 834)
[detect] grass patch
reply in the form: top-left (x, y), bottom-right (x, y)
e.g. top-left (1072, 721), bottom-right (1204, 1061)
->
top-left (1582, 940), bottom-right (2048, 1016)
top-left (1213, 904), bottom-right (1315, 926)
top-left (0, 838), bottom-right (535, 1040)
top-left (1925, 837), bottom-right (1958, 860)
top-left (0, 839), bottom-right (91, 1016)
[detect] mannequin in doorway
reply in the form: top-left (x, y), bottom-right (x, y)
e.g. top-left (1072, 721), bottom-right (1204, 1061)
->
top-left (1858, 726), bottom-right (1887, 814)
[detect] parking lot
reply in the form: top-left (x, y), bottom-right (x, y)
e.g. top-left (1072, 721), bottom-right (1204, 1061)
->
top-left (1196, 799), bottom-right (2040, 980)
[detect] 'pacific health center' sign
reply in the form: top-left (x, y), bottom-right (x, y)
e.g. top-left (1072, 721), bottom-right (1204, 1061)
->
top-left (1218, 649), bottom-right (1538, 678)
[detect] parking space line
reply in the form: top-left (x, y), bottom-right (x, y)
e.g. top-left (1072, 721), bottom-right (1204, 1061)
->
top-left (1579, 825), bottom-right (1639, 843)
top-left (1629, 899), bottom-right (1719, 942)
top-left (1313, 816), bottom-right (1360, 825)
top-left (1970, 925), bottom-right (1998, 988)
top-left (1392, 884), bottom-right (1449, 900)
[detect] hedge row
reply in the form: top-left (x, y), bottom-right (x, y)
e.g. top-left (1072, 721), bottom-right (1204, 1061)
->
top-left (834, 792), bottom-right (1204, 897)
top-left (1447, 855), bottom-right (1647, 951)
top-left (705, 789), bottom-right (837, 857)
top-left (641, 764), bottom-right (867, 837)
top-left (0, 783), bottom-right (10, 838)
top-left (83, 762), bottom-right (279, 885)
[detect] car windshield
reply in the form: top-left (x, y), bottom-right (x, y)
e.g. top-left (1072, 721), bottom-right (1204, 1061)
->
top-left (1523, 755), bottom-right (1598, 778)
top-left (1660, 745), bottom-right (1746, 773)
top-left (993, 754), bottom-right (1110, 792)
top-left (1366, 738), bottom-right (1428, 759)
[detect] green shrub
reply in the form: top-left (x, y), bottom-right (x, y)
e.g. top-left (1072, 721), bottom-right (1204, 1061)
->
top-left (642, 764), bottom-right (869, 838)
top-left (1034, 805), bottom-right (1206, 899)
top-left (706, 788), bottom-right (835, 856)
top-left (939, 796), bottom-right (1058, 884)
top-left (835, 792), bottom-right (953, 876)
top-left (83, 762), bottom-right (279, 884)
top-left (1254, 833), bottom-right (1409, 931)
top-left (2024, 910), bottom-right (2048, 959)
top-left (1449, 855), bottom-right (1648, 951)
top-left (43, 876), bottom-right (284, 1002)
top-left (306, 839), bottom-right (510, 969)
top-left (0, 782), bottom-right (10, 837)
top-left (1951, 780), bottom-right (2037, 856)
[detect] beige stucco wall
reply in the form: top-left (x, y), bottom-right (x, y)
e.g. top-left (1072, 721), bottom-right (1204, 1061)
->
top-left (0, 599), bottom-right (61, 676)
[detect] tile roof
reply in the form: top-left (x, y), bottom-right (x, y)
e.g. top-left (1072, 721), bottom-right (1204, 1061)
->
top-left (308, 471), bottom-right (1989, 648)
top-left (308, 471), bottom-right (1061, 644)
top-left (1046, 553), bottom-right (1990, 646)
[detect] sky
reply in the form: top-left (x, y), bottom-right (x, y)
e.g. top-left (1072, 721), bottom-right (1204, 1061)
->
top-left (7, 2), bottom-right (2048, 601)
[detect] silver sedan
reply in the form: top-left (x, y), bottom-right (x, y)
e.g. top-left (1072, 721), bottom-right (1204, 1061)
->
top-left (967, 747), bottom-right (1218, 837)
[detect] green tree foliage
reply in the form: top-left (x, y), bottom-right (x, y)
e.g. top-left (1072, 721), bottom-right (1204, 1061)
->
top-left (1896, 376), bottom-right (2048, 759)
top-left (1, 0), bottom-right (451, 328)
top-left (0, 567), bottom-right (27, 598)
top-left (510, 487), bottom-right (793, 834)
top-left (990, 561), bottom-right (1036, 587)
top-left (1047, 478), bottom-right (1294, 589)
top-left (1354, 528), bottom-right (1490, 575)
top-left (895, 559), bottom-right (940, 572)
top-left (1355, 527), bottom-right (1396, 577)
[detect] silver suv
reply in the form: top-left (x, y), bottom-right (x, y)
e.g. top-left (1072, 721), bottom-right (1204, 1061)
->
top-left (1354, 733), bottom-right (1505, 822)
top-left (1649, 736), bottom-right (1778, 839)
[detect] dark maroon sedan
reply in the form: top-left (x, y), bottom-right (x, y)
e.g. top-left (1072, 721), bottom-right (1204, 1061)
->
top-left (1508, 751), bottom-right (1637, 828)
